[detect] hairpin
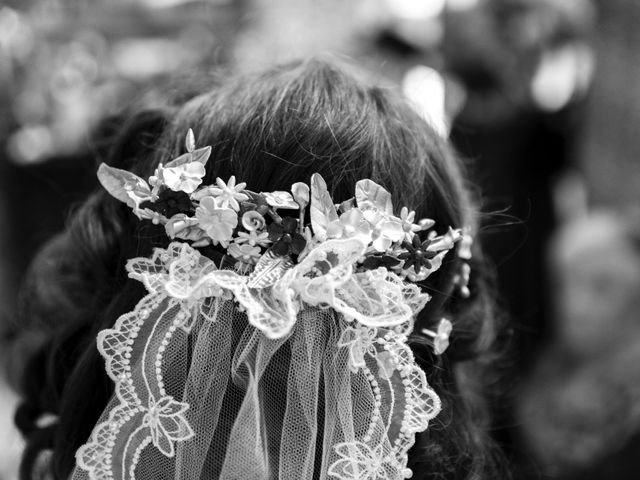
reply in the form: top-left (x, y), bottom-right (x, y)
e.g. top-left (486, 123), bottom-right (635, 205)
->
top-left (421, 318), bottom-right (453, 355)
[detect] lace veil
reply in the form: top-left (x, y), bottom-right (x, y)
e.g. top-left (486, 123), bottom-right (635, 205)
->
top-left (70, 131), bottom-right (467, 480)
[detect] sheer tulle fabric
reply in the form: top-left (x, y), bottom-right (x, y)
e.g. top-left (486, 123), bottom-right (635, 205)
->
top-left (72, 243), bottom-right (441, 480)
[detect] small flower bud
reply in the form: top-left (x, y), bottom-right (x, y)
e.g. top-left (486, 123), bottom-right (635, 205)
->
top-left (418, 218), bottom-right (435, 230)
top-left (291, 182), bottom-right (310, 209)
top-left (185, 129), bottom-right (196, 153)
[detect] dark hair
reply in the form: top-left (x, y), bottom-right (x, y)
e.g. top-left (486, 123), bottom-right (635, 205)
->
top-left (14, 58), bottom-right (506, 479)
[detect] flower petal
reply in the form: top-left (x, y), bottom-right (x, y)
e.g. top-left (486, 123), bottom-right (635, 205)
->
top-left (153, 425), bottom-right (176, 457)
top-left (157, 396), bottom-right (190, 416)
top-left (159, 414), bottom-right (195, 441)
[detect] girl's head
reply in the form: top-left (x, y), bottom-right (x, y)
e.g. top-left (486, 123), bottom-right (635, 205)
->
top-left (15, 58), bottom-right (502, 479)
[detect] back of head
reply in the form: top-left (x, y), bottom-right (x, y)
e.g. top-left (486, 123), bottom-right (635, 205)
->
top-left (15, 58), bottom-right (503, 480)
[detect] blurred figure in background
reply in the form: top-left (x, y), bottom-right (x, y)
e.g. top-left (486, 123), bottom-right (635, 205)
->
top-left (519, 206), bottom-right (640, 479)
top-left (516, 0), bottom-right (640, 476)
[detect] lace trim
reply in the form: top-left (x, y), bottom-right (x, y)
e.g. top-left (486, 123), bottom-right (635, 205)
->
top-left (76, 294), bottom-right (195, 480)
top-left (333, 324), bottom-right (440, 479)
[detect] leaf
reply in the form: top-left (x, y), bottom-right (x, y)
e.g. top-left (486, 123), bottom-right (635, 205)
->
top-left (337, 197), bottom-right (355, 213)
top-left (262, 191), bottom-right (298, 209)
top-left (361, 254), bottom-right (401, 270)
top-left (97, 163), bottom-right (150, 207)
top-left (310, 173), bottom-right (338, 241)
top-left (185, 128), bottom-right (196, 153)
top-left (355, 179), bottom-right (393, 214)
top-left (164, 146), bottom-right (212, 169)
top-left (246, 251), bottom-right (293, 288)
top-left (190, 146), bottom-right (211, 165)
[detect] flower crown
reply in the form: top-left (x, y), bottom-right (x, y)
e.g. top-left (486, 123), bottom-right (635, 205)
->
top-left (98, 129), bottom-right (472, 352)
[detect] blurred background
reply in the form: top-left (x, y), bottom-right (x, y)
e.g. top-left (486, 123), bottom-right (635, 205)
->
top-left (1, 0), bottom-right (640, 479)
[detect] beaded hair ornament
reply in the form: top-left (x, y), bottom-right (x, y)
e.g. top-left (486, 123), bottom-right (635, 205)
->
top-left (72, 130), bottom-right (472, 480)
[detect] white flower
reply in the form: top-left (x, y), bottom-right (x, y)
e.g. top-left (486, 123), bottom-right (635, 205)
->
top-left (236, 230), bottom-right (271, 247)
top-left (195, 196), bottom-right (237, 247)
top-left (327, 209), bottom-right (372, 243)
top-left (360, 209), bottom-right (405, 252)
top-left (399, 207), bottom-right (421, 241)
top-left (328, 441), bottom-right (398, 480)
top-left (338, 325), bottom-right (378, 373)
top-left (208, 176), bottom-right (249, 211)
top-left (371, 218), bottom-right (404, 252)
top-left (262, 191), bottom-right (299, 209)
top-left (228, 243), bottom-right (261, 265)
top-left (241, 211), bottom-right (266, 231)
top-left (161, 162), bottom-right (206, 194)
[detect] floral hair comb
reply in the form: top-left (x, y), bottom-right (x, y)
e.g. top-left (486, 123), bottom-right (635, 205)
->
top-left (76, 129), bottom-right (471, 480)
top-left (99, 129), bottom-right (468, 298)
